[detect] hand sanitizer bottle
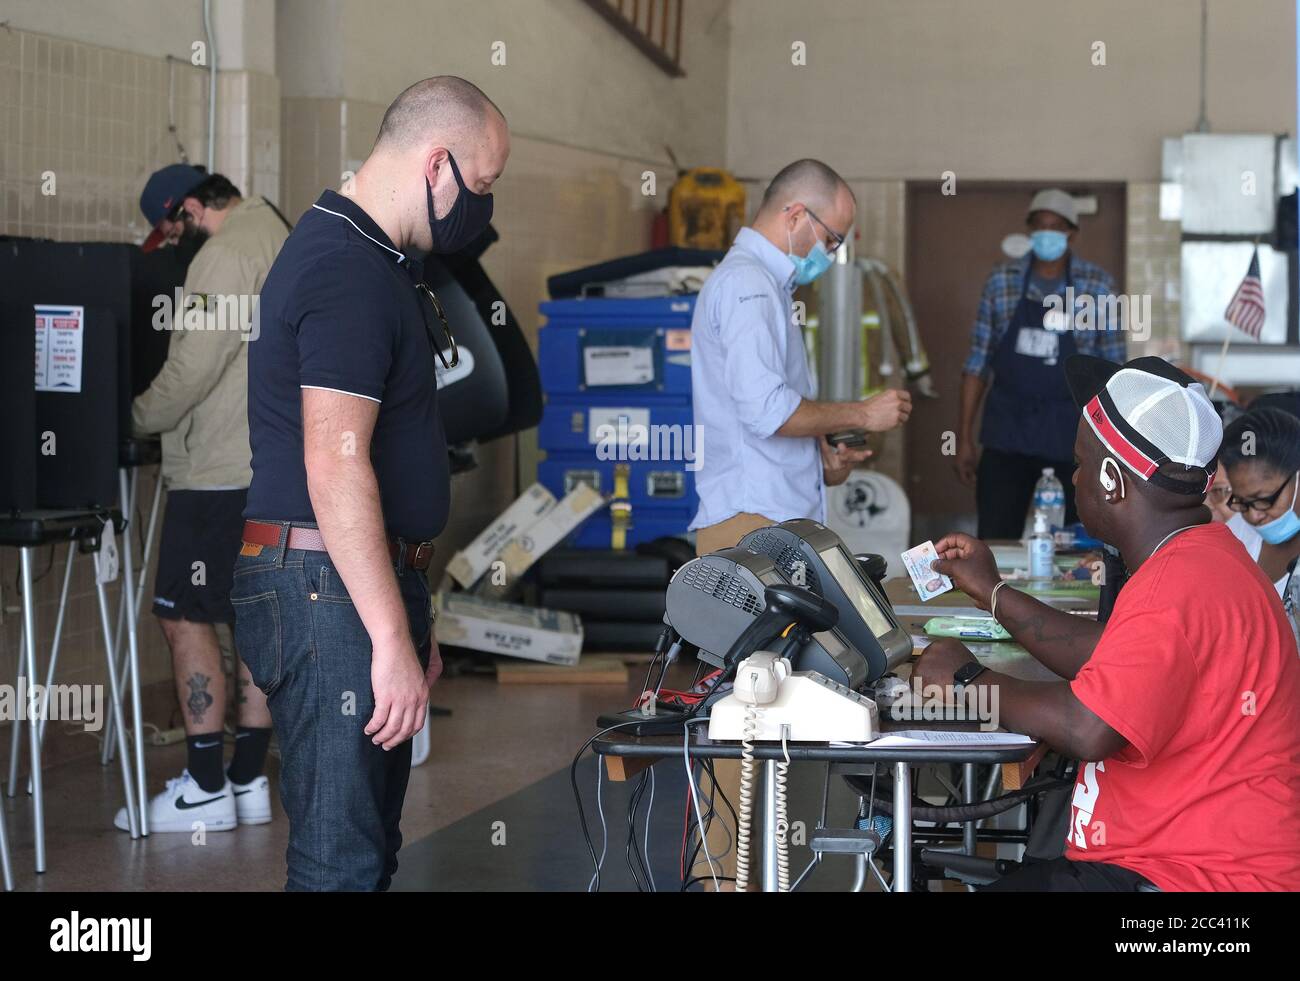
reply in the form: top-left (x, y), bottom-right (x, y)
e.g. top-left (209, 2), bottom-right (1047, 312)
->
top-left (1027, 509), bottom-right (1055, 584)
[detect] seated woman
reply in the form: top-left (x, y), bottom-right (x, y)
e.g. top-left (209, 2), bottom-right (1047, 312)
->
top-left (1221, 406), bottom-right (1300, 649)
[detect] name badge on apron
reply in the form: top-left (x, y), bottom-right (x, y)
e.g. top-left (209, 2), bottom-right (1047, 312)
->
top-left (1014, 327), bottom-right (1059, 363)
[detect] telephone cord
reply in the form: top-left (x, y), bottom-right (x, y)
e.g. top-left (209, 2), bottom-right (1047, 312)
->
top-left (734, 702), bottom-right (759, 892)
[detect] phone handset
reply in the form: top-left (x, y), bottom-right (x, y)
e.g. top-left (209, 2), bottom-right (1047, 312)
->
top-left (733, 652), bottom-right (790, 705)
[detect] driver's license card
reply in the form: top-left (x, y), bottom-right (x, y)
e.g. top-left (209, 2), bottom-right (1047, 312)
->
top-left (901, 541), bottom-right (954, 602)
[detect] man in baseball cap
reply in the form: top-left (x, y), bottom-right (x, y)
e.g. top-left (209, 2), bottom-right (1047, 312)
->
top-left (138, 163), bottom-right (207, 252)
top-left (914, 354), bottom-right (1300, 891)
top-left (953, 187), bottom-right (1125, 541)
top-left (121, 164), bottom-right (290, 838)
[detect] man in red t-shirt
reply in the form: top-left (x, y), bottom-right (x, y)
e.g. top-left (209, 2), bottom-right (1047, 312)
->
top-left (914, 355), bottom-right (1300, 891)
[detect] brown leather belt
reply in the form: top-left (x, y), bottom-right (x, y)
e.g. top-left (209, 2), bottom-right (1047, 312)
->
top-left (242, 520), bottom-right (435, 571)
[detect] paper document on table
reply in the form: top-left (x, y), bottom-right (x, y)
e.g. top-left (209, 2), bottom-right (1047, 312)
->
top-left (863, 730), bottom-right (1035, 748)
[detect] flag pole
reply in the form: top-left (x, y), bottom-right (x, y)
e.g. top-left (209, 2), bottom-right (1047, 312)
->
top-left (1209, 237), bottom-right (1263, 399)
top-left (1208, 333), bottom-right (1231, 398)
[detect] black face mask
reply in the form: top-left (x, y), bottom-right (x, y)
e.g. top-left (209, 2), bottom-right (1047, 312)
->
top-left (425, 151), bottom-right (493, 254)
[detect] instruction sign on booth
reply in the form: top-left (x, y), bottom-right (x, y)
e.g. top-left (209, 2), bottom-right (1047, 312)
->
top-left (34, 303), bottom-right (85, 393)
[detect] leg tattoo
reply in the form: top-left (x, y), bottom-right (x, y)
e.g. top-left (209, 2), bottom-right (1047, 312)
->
top-left (186, 672), bottom-right (215, 723)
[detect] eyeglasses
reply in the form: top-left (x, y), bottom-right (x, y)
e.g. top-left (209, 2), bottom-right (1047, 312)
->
top-left (804, 206), bottom-right (847, 254)
top-left (414, 282), bottom-right (459, 371)
top-left (1227, 472), bottom-right (1297, 514)
top-left (1207, 485), bottom-right (1232, 503)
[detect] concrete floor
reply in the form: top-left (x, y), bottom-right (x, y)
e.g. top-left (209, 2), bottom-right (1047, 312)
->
top-left (1, 662), bottom-right (884, 892)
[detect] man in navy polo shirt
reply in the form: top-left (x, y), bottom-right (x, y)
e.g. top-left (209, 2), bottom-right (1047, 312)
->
top-left (233, 76), bottom-right (509, 891)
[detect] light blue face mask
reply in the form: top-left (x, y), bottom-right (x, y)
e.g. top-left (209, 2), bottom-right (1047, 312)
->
top-left (788, 218), bottom-right (835, 285)
top-left (1030, 229), bottom-right (1069, 262)
top-left (1257, 472), bottom-right (1300, 545)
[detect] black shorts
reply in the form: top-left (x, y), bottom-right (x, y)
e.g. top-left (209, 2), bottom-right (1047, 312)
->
top-left (152, 489), bottom-right (248, 624)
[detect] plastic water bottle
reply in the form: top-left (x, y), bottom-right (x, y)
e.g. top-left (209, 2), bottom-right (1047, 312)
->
top-left (1027, 510), bottom-right (1056, 583)
top-left (1029, 467), bottom-right (1066, 532)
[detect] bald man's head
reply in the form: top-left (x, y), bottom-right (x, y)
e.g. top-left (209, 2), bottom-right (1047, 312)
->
top-left (350, 75), bottom-right (510, 255)
top-left (752, 158), bottom-right (855, 266)
top-left (376, 75), bottom-right (506, 152)
top-left (758, 158), bottom-right (853, 217)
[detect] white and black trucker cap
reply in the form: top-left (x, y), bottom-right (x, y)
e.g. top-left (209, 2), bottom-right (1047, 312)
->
top-left (1064, 355), bottom-right (1221, 497)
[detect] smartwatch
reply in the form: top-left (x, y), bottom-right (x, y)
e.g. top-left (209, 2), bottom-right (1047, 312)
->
top-left (953, 661), bottom-right (989, 690)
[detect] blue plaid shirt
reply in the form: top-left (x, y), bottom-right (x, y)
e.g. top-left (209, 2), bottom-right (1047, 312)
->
top-left (962, 254), bottom-right (1125, 378)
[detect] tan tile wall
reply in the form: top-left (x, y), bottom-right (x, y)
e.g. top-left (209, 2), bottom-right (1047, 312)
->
top-left (0, 26), bottom-right (279, 709)
top-left (1126, 181), bottom-right (1183, 361)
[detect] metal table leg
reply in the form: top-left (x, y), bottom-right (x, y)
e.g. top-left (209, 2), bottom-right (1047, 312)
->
top-left (20, 548), bottom-right (46, 872)
top-left (118, 470), bottom-right (149, 835)
top-left (6, 623), bottom-right (25, 798)
top-left (851, 854), bottom-right (867, 892)
top-left (893, 761), bottom-right (911, 892)
top-left (963, 762), bottom-right (977, 855)
top-left (104, 468), bottom-right (160, 765)
top-left (0, 783), bottom-right (12, 890)
top-left (94, 575), bottom-right (140, 838)
top-left (762, 759), bottom-right (779, 892)
top-left (27, 544), bottom-right (76, 794)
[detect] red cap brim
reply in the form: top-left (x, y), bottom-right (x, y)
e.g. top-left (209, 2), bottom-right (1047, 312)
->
top-left (141, 225), bottom-right (167, 253)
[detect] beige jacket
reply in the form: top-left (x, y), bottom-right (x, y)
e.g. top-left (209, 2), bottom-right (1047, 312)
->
top-left (132, 197), bottom-right (288, 490)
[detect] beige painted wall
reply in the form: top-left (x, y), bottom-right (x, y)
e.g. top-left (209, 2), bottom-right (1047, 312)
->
top-left (1, 0), bottom-right (277, 73)
top-left (330, 0), bottom-right (731, 167)
top-left (726, 0), bottom-right (1295, 182)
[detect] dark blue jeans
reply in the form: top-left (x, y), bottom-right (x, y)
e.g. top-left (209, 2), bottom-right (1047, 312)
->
top-left (231, 529), bottom-right (431, 891)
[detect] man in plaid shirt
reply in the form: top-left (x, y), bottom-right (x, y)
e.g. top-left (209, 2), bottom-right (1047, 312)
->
top-left (954, 189), bottom-right (1125, 538)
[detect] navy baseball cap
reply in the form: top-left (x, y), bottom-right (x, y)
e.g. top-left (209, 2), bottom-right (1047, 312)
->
top-left (139, 164), bottom-right (205, 252)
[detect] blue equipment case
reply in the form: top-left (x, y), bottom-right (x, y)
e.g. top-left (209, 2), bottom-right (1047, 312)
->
top-left (537, 294), bottom-right (699, 549)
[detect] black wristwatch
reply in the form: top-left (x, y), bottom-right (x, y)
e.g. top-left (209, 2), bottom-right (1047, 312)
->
top-left (953, 661), bottom-right (989, 690)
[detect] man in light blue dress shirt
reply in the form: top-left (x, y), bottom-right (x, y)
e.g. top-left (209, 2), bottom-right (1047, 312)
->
top-left (690, 159), bottom-right (911, 556)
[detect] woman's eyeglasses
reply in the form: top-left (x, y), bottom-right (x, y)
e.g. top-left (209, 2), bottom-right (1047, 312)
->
top-left (414, 282), bottom-right (459, 371)
top-left (1227, 472), bottom-right (1296, 514)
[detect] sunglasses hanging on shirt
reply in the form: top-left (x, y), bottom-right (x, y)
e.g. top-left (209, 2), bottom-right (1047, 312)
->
top-left (414, 281), bottom-right (460, 370)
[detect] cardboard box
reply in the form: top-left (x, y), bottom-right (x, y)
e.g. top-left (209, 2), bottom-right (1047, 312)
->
top-left (445, 483), bottom-right (558, 589)
top-left (496, 482), bottom-right (606, 581)
top-left (434, 591), bottom-right (583, 666)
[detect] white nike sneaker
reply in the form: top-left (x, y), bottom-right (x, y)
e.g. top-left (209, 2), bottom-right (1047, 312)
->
top-left (231, 774), bottom-right (272, 825)
top-left (113, 770), bottom-right (237, 833)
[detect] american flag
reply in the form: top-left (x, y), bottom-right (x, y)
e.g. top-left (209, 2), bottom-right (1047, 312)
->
top-left (1224, 248), bottom-right (1266, 340)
